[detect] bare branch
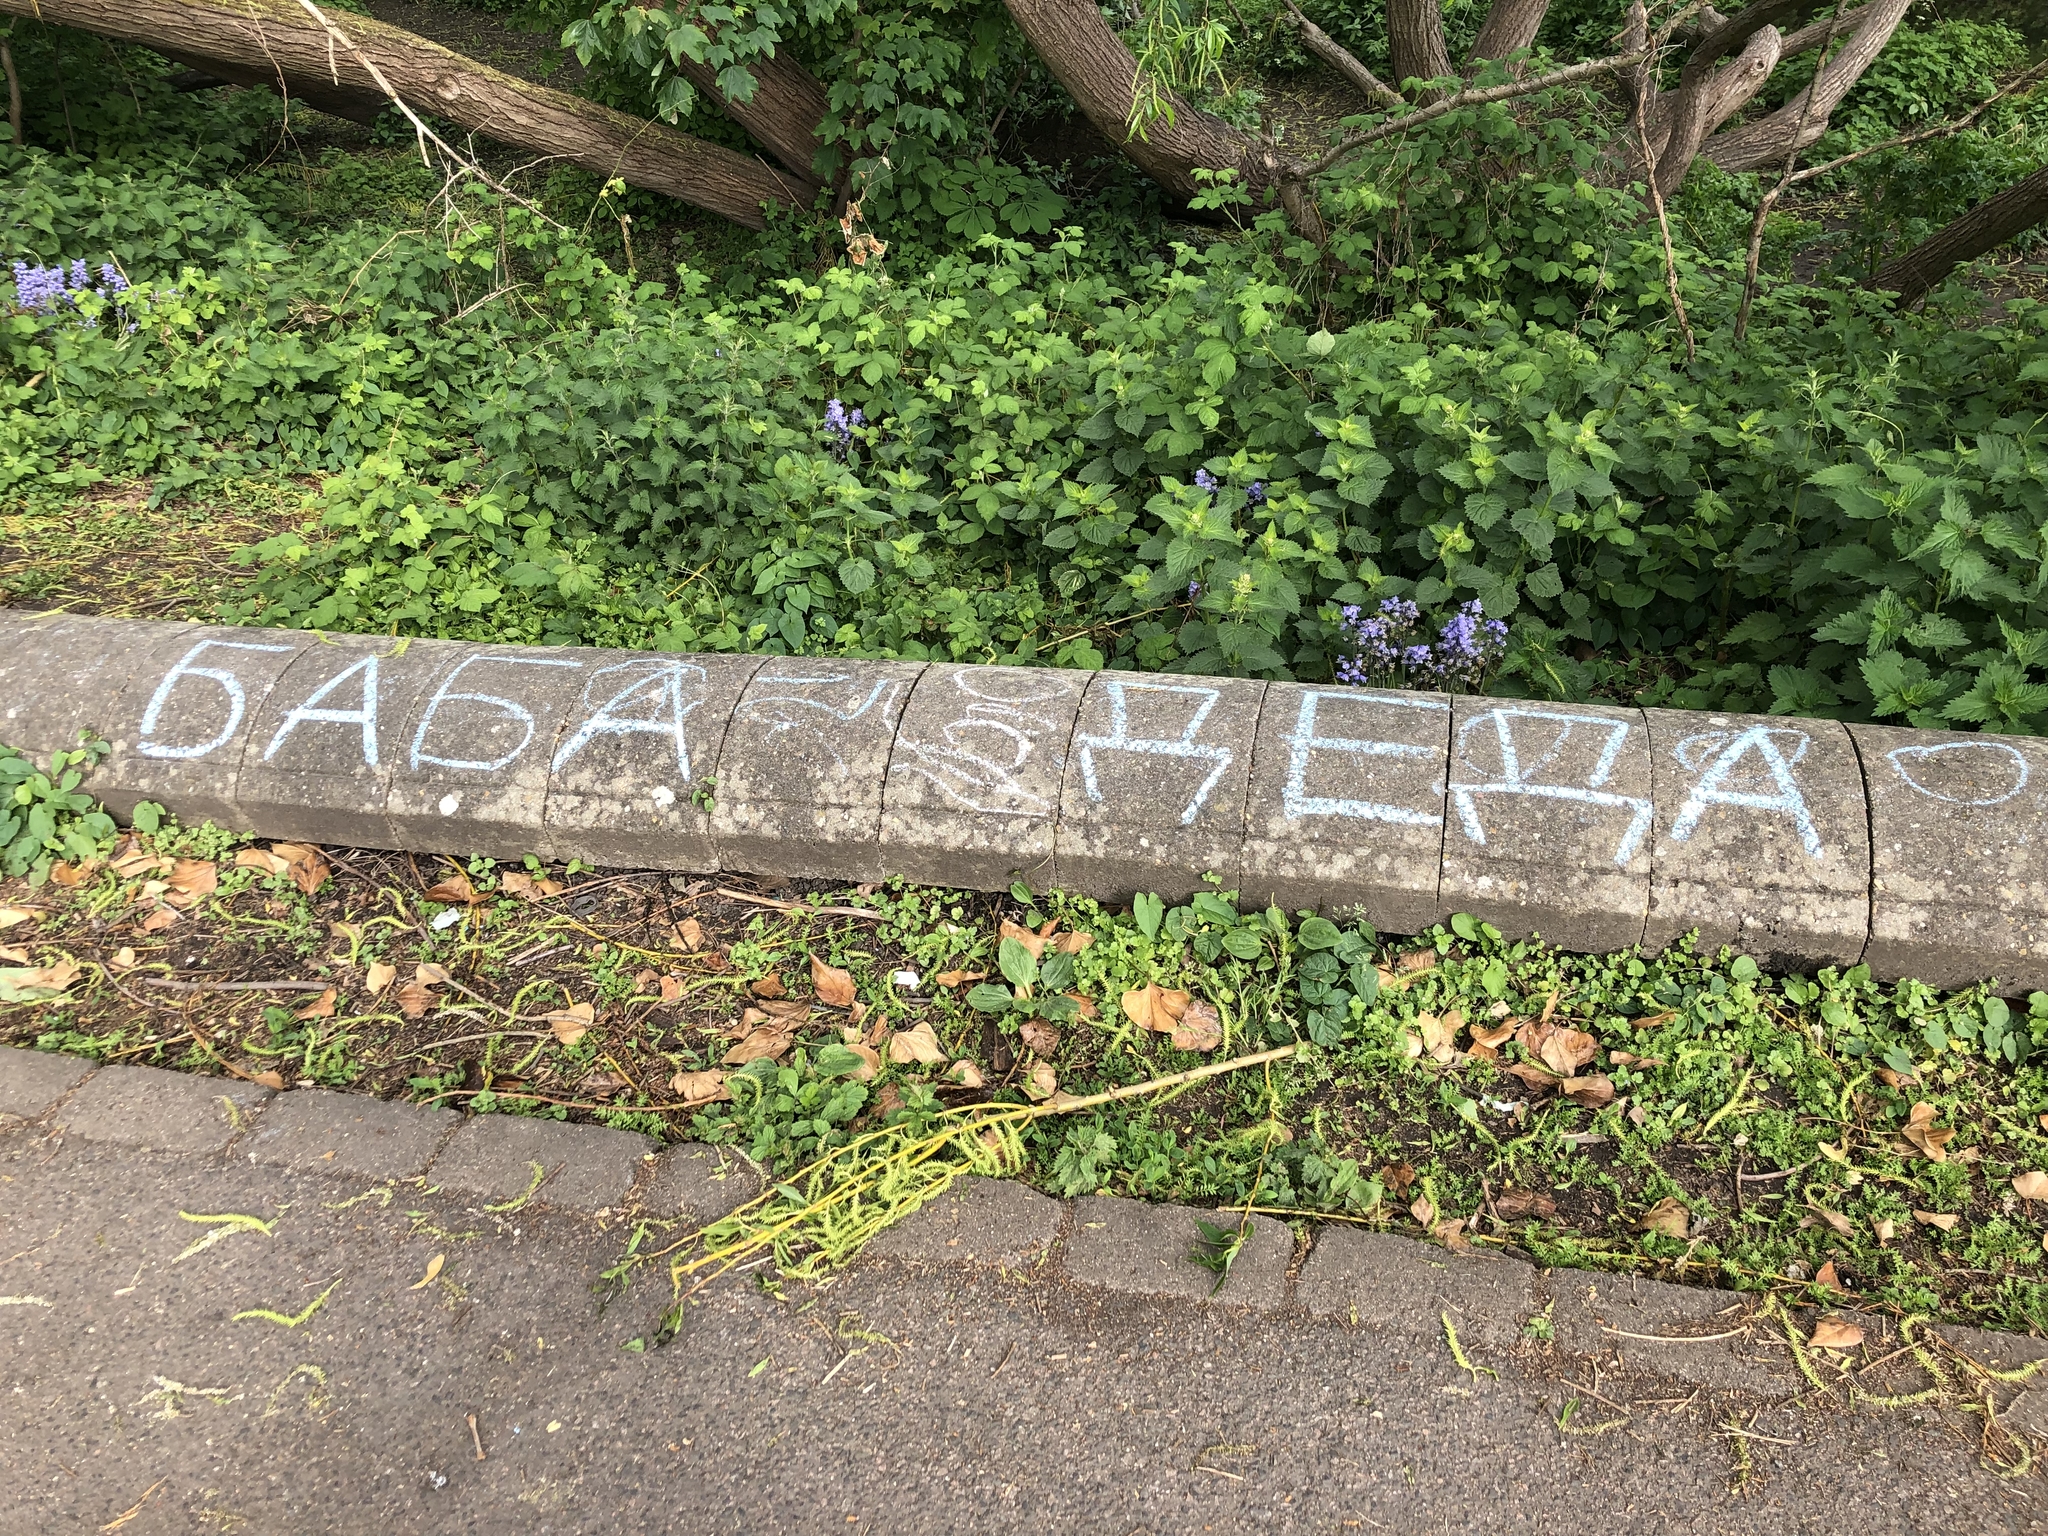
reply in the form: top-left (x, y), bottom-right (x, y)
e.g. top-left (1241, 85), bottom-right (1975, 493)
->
top-left (1306, 46), bottom-right (1651, 176)
top-left (1278, 0), bottom-right (1401, 109)
top-left (1701, 0), bottom-right (1910, 171)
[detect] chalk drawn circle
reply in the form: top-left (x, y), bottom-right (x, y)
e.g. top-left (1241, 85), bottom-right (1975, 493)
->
top-left (1885, 741), bottom-right (2029, 806)
top-left (438, 793), bottom-right (461, 816)
top-left (1674, 728), bottom-right (1810, 773)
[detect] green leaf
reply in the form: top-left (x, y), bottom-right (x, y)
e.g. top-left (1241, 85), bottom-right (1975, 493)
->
top-left (1133, 892), bottom-right (1164, 940)
top-left (1297, 916), bottom-right (1342, 950)
top-left (813, 1043), bottom-right (868, 1079)
top-left (837, 557), bottom-right (876, 594)
top-left (966, 983), bottom-right (1016, 1014)
top-left (1349, 961), bottom-right (1381, 1006)
top-left (997, 937), bottom-right (1038, 991)
top-left (1449, 912), bottom-right (1479, 942)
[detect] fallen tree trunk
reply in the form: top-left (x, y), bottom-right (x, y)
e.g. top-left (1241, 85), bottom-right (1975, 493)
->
top-left (1867, 160), bottom-right (2048, 306)
top-left (1, 0), bottom-right (816, 228)
top-left (672, 48), bottom-right (828, 182)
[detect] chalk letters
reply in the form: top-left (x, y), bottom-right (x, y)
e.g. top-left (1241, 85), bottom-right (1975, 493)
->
top-left (410, 654), bottom-right (582, 772)
top-left (1668, 726), bottom-right (1823, 858)
top-left (1075, 680), bottom-right (1232, 827)
top-left (1281, 690), bottom-right (1447, 827)
top-left (1885, 740), bottom-right (2030, 806)
top-left (1450, 707), bottom-right (1653, 866)
top-left (263, 655), bottom-right (382, 766)
top-left (139, 639), bottom-right (294, 760)
top-left (552, 658), bottom-right (708, 777)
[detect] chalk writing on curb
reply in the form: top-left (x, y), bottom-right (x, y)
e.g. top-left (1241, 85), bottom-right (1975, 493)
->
top-left (1075, 681), bottom-right (1232, 827)
top-left (263, 655), bottom-right (383, 766)
top-left (890, 672), bottom-right (1072, 816)
top-left (735, 670), bottom-right (909, 775)
top-left (138, 640), bottom-right (294, 760)
top-left (1885, 740), bottom-right (2030, 806)
top-left (410, 655), bottom-right (583, 773)
top-left (1450, 708), bottom-right (1653, 865)
top-left (552, 658), bottom-right (710, 777)
top-left (1281, 691), bottom-right (1447, 826)
top-left (1667, 726), bottom-right (1822, 858)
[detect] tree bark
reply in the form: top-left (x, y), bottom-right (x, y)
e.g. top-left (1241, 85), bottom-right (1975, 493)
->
top-left (1701, 0), bottom-right (1909, 172)
top-left (672, 47), bottom-right (828, 180)
top-left (0, 0), bottom-right (816, 228)
top-left (1280, 0), bottom-right (1401, 108)
top-left (1867, 160), bottom-right (2048, 305)
top-left (1000, 0), bottom-right (1314, 233)
top-left (1468, 0), bottom-right (1552, 67)
top-left (1387, 0), bottom-right (1455, 101)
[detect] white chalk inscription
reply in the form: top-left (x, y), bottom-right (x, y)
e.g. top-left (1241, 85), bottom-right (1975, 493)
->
top-left (1451, 707), bottom-right (1653, 866)
top-left (1281, 690), bottom-right (1447, 827)
top-left (139, 639), bottom-right (295, 760)
top-left (1075, 680), bottom-right (1233, 827)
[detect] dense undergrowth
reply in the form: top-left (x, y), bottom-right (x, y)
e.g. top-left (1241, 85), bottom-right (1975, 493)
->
top-left (3, 14), bottom-right (2048, 729)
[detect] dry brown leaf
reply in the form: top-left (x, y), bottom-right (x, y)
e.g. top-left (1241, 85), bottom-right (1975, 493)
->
top-left (366, 960), bottom-right (396, 995)
top-left (1638, 1196), bottom-right (1691, 1240)
top-left (1119, 984), bottom-right (1192, 1033)
top-left (887, 1021), bottom-right (946, 1066)
top-left (415, 962), bottom-right (451, 987)
top-left (547, 1001), bottom-right (596, 1047)
top-left (409, 1253), bottom-right (446, 1291)
top-left (1409, 1192), bottom-right (1437, 1229)
top-left (1912, 1209), bottom-right (1960, 1232)
top-left (1876, 1066), bottom-right (1918, 1090)
top-left (1805, 1193), bottom-right (1855, 1238)
top-left (1065, 991), bottom-right (1099, 1020)
top-left (750, 973), bottom-right (787, 1000)
top-left (756, 998), bottom-right (811, 1024)
top-left (0, 945), bottom-right (32, 964)
top-left (1815, 1259), bottom-right (1845, 1292)
top-left (1469, 1018), bottom-right (1516, 1049)
top-left (1382, 1163), bottom-right (1416, 1192)
top-left (235, 848), bottom-right (291, 878)
top-left (113, 850), bottom-right (168, 879)
top-left (672, 1069), bottom-right (732, 1105)
top-left (395, 981), bottom-right (432, 1019)
top-left (1432, 1217), bottom-right (1472, 1253)
top-left (1561, 1073), bottom-right (1615, 1109)
top-left (1900, 1101), bottom-right (1955, 1163)
top-left (579, 1071), bottom-right (627, 1100)
top-left (1536, 1025), bottom-right (1598, 1076)
top-left (842, 1042), bottom-right (881, 1082)
top-left (2012, 1170), bottom-right (2048, 1201)
top-left (499, 871), bottom-right (537, 900)
top-left (998, 919), bottom-right (1050, 960)
top-left (1808, 1315), bottom-right (1864, 1352)
top-left (810, 955), bottom-right (858, 1009)
top-left (1023, 1061), bottom-right (1058, 1101)
top-left (295, 988), bottom-right (337, 1021)
top-left (947, 1059), bottom-right (985, 1088)
top-left (137, 907), bottom-right (178, 933)
top-left (0, 959), bottom-right (81, 996)
top-left (1416, 1012), bottom-right (1459, 1058)
top-left (1171, 998), bottom-right (1223, 1053)
top-left (1873, 1216), bottom-right (1898, 1242)
top-left (164, 861), bottom-right (218, 900)
top-left (1396, 949), bottom-right (1437, 975)
top-left (633, 968), bottom-right (660, 991)
top-left (252, 1069), bottom-right (287, 1091)
top-left (933, 969), bottom-right (985, 989)
top-left (273, 844), bottom-right (329, 897)
top-left (109, 946), bottom-right (136, 972)
top-left (659, 974), bottom-right (684, 1004)
top-left (1502, 1060), bottom-right (1562, 1092)
top-left (1494, 1190), bottom-right (1556, 1220)
top-left (1467, 1041), bottom-right (1499, 1062)
top-left (48, 861), bottom-right (93, 888)
top-left (723, 1026), bottom-right (793, 1066)
top-left (1051, 931), bottom-right (1094, 954)
top-left (1020, 1019), bottom-right (1062, 1056)
top-left (0, 907), bottom-right (35, 931)
top-left (423, 872), bottom-right (478, 906)
top-left (674, 917), bottom-right (706, 952)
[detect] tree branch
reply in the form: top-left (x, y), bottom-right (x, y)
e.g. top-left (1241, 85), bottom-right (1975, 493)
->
top-left (1278, 0), bottom-right (1401, 109)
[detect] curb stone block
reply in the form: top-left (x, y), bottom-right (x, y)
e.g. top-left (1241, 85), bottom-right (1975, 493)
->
top-left (2005, 1388), bottom-right (2048, 1440)
top-left (1931, 1322), bottom-right (2048, 1377)
top-left (384, 642), bottom-right (593, 860)
top-left (635, 1143), bottom-right (764, 1226)
top-left (93, 624), bottom-right (320, 826)
top-left (243, 1088), bottom-right (456, 1180)
top-left (878, 664), bottom-right (1088, 892)
top-left (544, 653), bottom-right (765, 870)
top-left (0, 612), bottom-right (163, 764)
top-left (1054, 674), bottom-right (1265, 905)
top-left (711, 659), bottom-right (927, 882)
top-left (1061, 1194), bottom-right (1291, 1309)
top-left (1643, 708), bottom-right (1871, 972)
top-left (864, 1176), bottom-right (1063, 1270)
top-left (0, 1045), bottom-right (94, 1120)
top-left (232, 632), bottom-right (454, 851)
top-left (1239, 682), bottom-right (1449, 930)
top-left (1852, 723), bottom-right (2048, 992)
top-left (54, 1064), bottom-right (270, 1154)
top-left (427, 1113), bottom-right (654, 1213)
top-left (1438, 698), bottom-right (1653, 953)
top-left (1547, 1271), bottom-right (1788, 1394)
top-left (1295, 1229), bottom-right (1536, 1351)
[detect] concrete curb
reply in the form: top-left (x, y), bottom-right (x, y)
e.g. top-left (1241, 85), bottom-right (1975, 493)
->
top-left (11, 1043), bottom-right (2033, 1405)
top-left (9, 610), bottom-right (2048, 985)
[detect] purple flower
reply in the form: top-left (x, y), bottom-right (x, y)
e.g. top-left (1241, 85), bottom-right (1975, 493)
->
top-left (1187, 580), bottom-right (1202, 599)
top-left (822, 398), bottom-right (866, 459)
top-left (1193, 468), bottom-right (1218, 494)
top-left (1246, 481), bottom-right (1266, 507)
top-left (9, 258), bottom-right (136, 330)
top-left (1427, 600), bottom-right (1509, 688)
top-left (1334, 595), bottom-right (1502, 693)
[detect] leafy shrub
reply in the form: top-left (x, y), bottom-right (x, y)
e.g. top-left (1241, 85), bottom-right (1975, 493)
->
top-left (0, 739), bottom-right (122, 883)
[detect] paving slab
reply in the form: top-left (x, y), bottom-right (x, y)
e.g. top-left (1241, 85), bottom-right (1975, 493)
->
top-left (1240, 682), bottom-right (1449, 930)
top-left (1295, 1229), bottom-right (1538, 1350)
top-left (1438, 698), bottom-right (1654, 951)
top-left (710, 658), bottom-right (926, 883)
top-left (52, 1063), bottom-right (270, 1154)
top-left (91, 623), bottom-right (321, 826)
top-left (864, 1176), bottom-right (1063, 1270)
top-left (878, 664), bottom-right (1088, 892)
top-left (385, 642), bottom-right (595, 860)
top-left (544, 651), bottom-right (764, 870)
top-left (242, 1088), bottom-right (456, 1180)
top-left (1853, 723), bottom-right (2048, 991)
top-left (1547, 1271), bottom-right (1788, 1393)
top-left (0, 1044), bottom-right (94, 1120)
top-left (233, 632), bottom-right (456, 850)
top-left (1054, 673), bottom-right (1264, 905)
top-left (426, 1113), bottom-right (654, 1213)
top-left (1060, 1193), bottom-right (1290, 1308)
top-left (1643, 709), bottom-right (1871, 971)
top-left (634, 1142), bottom-right (764, 1226)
